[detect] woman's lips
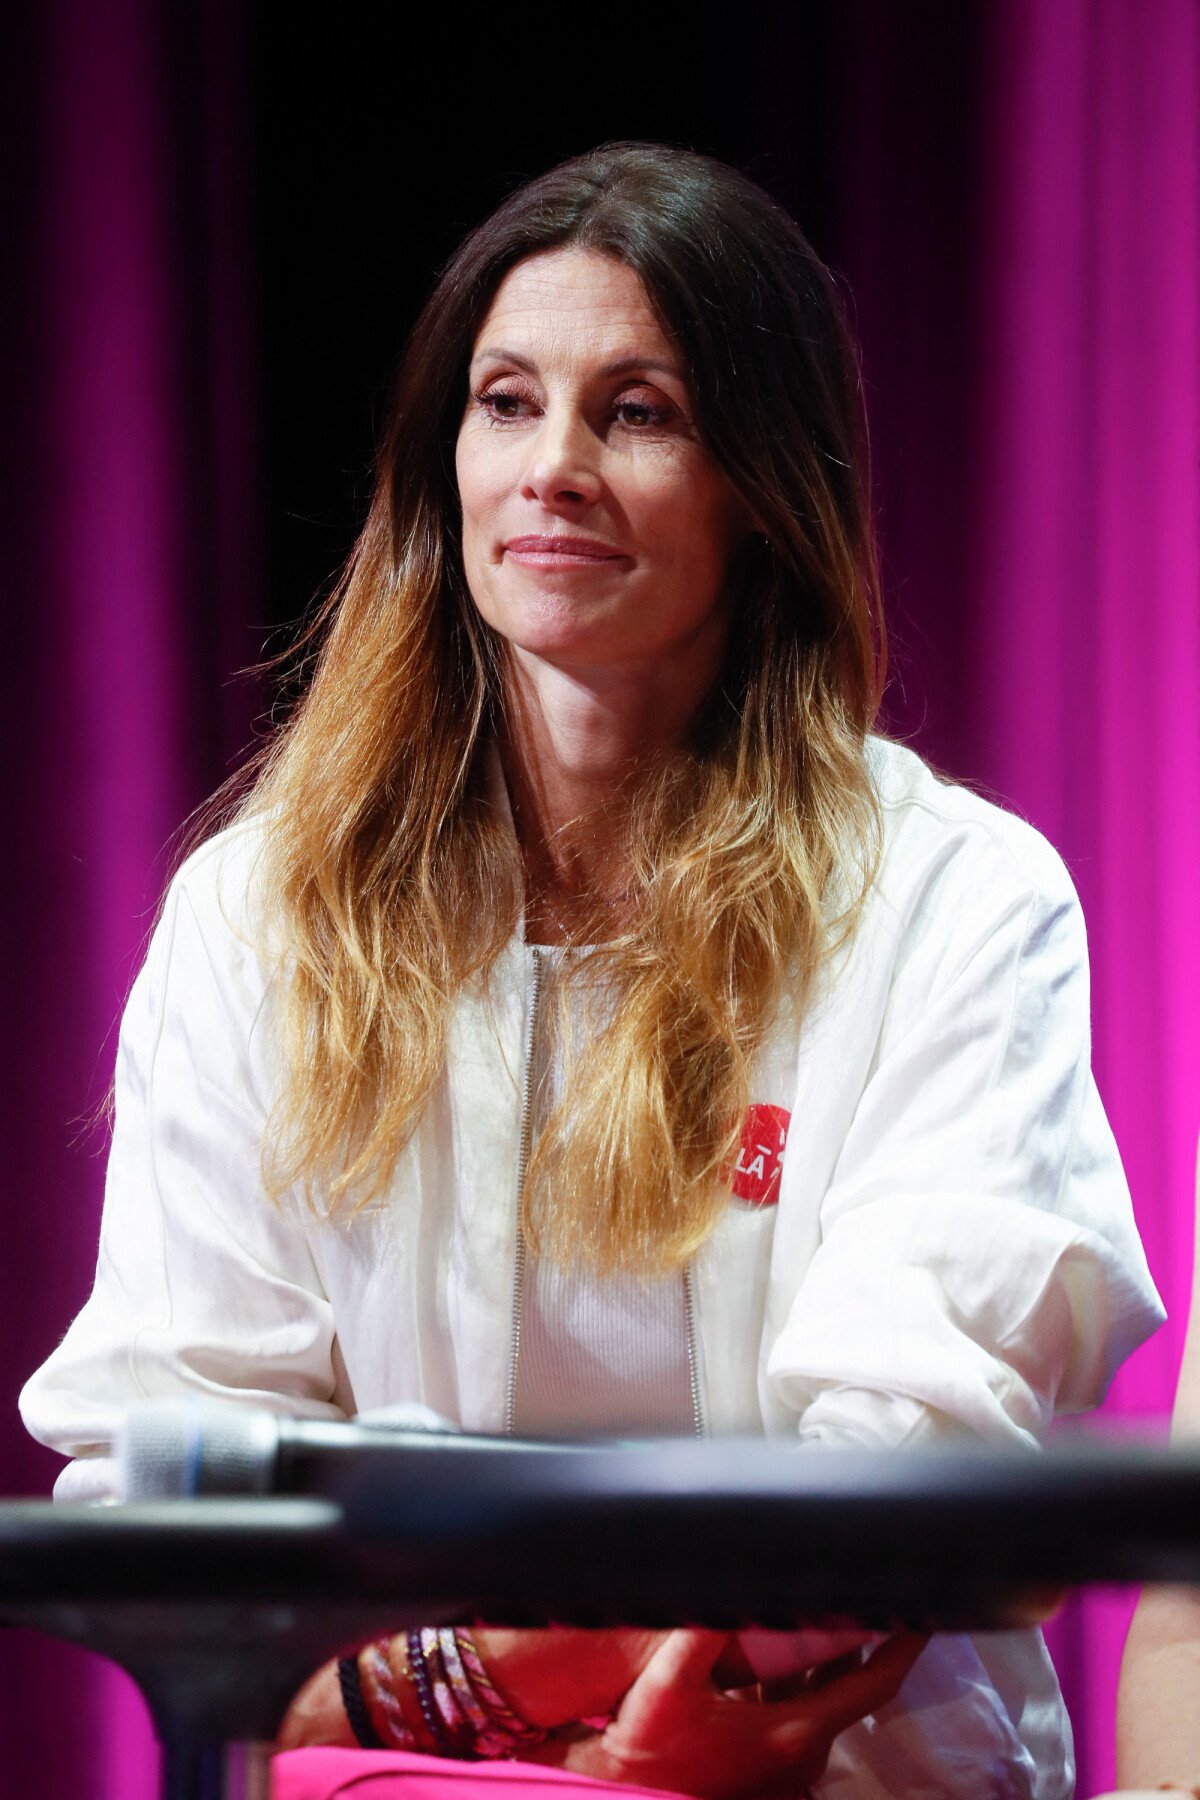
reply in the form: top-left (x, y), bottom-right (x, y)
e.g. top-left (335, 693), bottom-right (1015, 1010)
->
top-left (503, 535), bottom-right (628, 568)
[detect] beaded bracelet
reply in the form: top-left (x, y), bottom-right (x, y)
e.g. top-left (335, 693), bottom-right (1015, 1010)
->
top-left (436, 1628), bottom-right (521, 1758)
top-left (363, 1638), bottom-right (417, 1750)
top-left (394, 1625), bottom-right (550, 1761)
top-left (337, 1655), bottom-right (384, 1750)
top-left (406, 1627), bottom-right (462, 1756)
top-left (452, 1628), bottom-right (547, 1747)
top-left (420, 1627), bottom-right (478, 1756)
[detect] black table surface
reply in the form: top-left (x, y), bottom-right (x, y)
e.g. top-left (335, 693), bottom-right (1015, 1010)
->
top-left (4, 1438), bottom-right (1200, 1742)
top-left (5, 1437), bottom-right (1200, 1626)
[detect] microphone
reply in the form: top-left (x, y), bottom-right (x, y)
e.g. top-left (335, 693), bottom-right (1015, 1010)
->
top-left (115, 1396), bottom-right (580, 1501)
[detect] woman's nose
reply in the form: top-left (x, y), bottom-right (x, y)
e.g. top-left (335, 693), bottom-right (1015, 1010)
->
top-left (519, 408), bottom-right (602, 508)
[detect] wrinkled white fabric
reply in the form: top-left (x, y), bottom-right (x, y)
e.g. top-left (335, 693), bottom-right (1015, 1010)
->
top-left (20, 737), bottom-right (1164, 1798)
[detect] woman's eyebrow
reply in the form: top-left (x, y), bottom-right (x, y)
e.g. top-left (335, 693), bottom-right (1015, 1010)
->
top-left (469, 347), bottom-right (684, 381)
top-left (470, 347), bottom-right (537, 374)
top-left (598, 356), bottom-right (686, 381)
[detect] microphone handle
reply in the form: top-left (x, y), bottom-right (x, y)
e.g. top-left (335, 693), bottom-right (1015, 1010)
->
top-left (272, 1418), bottom-right (588, 1496)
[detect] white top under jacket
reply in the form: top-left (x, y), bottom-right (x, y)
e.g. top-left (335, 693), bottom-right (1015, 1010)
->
top-left (20, 737), bottom-right (1165, 1800)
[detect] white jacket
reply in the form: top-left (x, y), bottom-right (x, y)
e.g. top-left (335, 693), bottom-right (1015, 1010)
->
top-left (21, 738), bottom-right (1164, 1798)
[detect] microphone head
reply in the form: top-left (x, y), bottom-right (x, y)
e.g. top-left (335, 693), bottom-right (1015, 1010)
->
top-left (116, 1396), bottom-right (282, 1499)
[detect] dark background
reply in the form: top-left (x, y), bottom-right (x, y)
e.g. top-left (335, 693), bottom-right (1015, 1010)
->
top-left (250, 2), bottom-right (985, 767)
top-left (253, 2), bottom-right (821, 631)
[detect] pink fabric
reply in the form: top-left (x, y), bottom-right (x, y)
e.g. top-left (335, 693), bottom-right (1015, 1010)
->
top-left (272, 1749), bottom-right (677, 1800)
top-left (817, 5), bottom-right (1200, 1781)
top-left (967, 5), bottom-right (1200, 1792)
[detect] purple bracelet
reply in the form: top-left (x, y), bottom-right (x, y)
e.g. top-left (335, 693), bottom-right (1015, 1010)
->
top-left (420, 1627), bottom-right (477, 1756)
top-left (406, 1627), bottom-right (461, 1757)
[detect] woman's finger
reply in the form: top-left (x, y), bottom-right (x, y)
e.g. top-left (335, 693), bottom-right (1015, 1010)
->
top-left (636, 1627), bottom-right (734, 1694)
top-left (583, 1627), bottom-right (925, 1797)
top-left (793, 1632), bottom-right (928, 1739)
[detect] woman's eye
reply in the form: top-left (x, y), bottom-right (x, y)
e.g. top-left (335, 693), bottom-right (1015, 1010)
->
top-left (614, 398), bottom-right (670, 429)
top-left (475, 388), bottom-right (530, 421)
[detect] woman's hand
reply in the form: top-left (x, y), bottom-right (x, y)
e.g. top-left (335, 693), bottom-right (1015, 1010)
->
top-left (553, 1627), bottom-right (928, 1798)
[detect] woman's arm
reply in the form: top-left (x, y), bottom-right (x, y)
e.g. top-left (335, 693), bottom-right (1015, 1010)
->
top-left (19, 826), bottom-right (350, 1496)
top-left (1116, 1150), bottom-right (1200, 1792)
top-left (279, 1625), bottom-right (927, 1799)
top-left (768, 815), bottom-right (1164, 1452)
top-left (1117, 1588), bottom-right (1200, 1794)
top-left (278, 1628), bottom-right (669, 1750)
top-left (740, 806), bottom-right (1164, 1795)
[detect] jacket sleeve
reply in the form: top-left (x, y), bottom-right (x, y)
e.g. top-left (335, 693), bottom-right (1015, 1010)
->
top-left (18, 835), bottom-right (349, 1501)
top-left (767, 816), bottom-right (1165, 1450)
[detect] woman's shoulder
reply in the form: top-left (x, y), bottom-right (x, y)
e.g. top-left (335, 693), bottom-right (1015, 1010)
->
top-left (866, 735), bottom-right (1079, 915)
top-left (156, 810), bottom-right (279, 968)
top-left (112, 814), bottom-right (280, 1071)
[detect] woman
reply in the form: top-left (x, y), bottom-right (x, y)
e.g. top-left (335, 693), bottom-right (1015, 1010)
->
top-left (21, 143), bottom-right (1163, 1798)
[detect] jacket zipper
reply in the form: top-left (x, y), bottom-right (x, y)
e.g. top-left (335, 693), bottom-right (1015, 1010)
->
top-left (503, 944), bottom-right (708, 1440)
top-left (504, 948), bottom-right (543, 1437)
top-left (682, 1263), bottom-right (709, 1438)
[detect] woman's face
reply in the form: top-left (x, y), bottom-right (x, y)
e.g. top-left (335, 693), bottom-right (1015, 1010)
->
top-left (456, 248), bottom-right (748, 689)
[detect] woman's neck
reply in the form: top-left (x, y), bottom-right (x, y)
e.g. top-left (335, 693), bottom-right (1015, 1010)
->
top-left (501, 648), bottom-right (713, 939)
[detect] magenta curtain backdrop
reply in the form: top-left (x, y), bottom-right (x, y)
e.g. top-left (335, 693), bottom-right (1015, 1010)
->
top-left (2, 1), bottom-right (260, 1795)
top-left (967, 6), bottom-right (1200, 1790)
top-left (3, 4), bottom-right (1197, 1798)
top-left (817, 4), bottom-right (1200, 1790)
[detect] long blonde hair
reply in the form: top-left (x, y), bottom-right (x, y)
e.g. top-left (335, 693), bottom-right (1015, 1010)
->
top-left (246, 144), bottom-right (885, 1271)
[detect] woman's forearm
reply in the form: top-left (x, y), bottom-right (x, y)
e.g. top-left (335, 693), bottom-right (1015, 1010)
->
top-left (1117, 1587), bottom-right (1200, 1790)
top-left (467, 1627), bottom-right (667, 1727)
top-left (278, 1627), bottom-right (668, 1752)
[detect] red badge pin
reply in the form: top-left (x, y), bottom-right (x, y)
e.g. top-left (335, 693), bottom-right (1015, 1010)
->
top-left (731, 1103), bottom-right (791, 1206)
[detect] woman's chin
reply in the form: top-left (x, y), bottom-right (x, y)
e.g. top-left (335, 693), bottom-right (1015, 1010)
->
top-left (501, 622), bottom-right (639, 675)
